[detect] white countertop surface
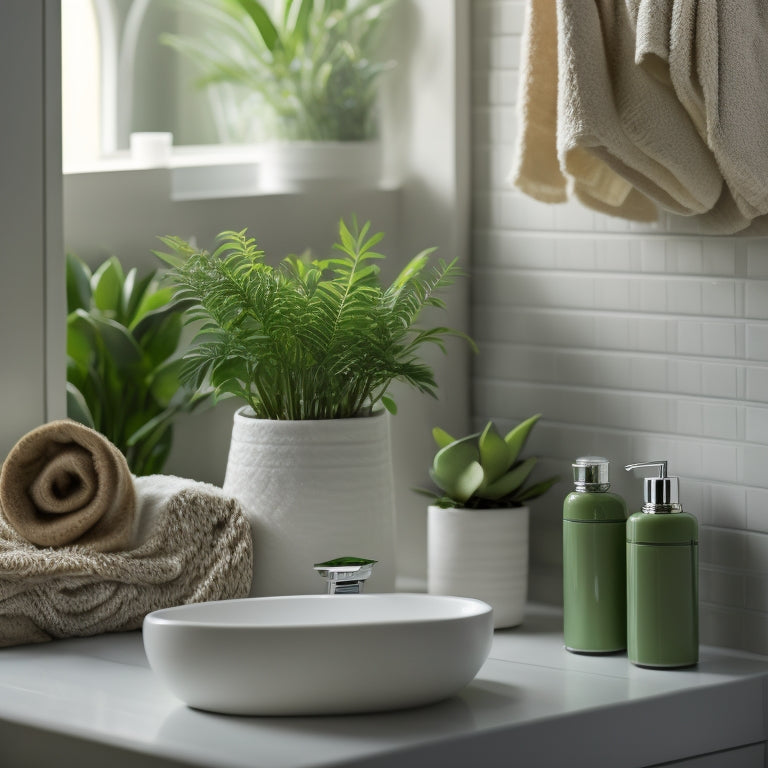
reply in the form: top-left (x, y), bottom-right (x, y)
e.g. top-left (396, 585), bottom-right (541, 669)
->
top-left (0, 604), bottom-right (766, 768)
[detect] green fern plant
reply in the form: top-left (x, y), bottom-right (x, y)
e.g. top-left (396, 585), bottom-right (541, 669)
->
top-left (420, 415), bottom-right (558, 509)
top-left (161, 0), bottom-right (395, 142)
top-left (155, 218), bottom-right (468, 419)
top-left (65, 253), bottom-right (209, 475)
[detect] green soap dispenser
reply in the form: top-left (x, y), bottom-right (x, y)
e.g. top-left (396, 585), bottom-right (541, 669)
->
top-left (563, 457), bottom-right (627, 653)
top-left (625, 461), bottom-right (698, 668)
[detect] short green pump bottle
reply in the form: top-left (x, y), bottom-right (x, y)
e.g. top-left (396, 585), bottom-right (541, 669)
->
top-left (563, 457), bottom-right (627, 653)
top-left (625, 461), bottom-right (698, 668)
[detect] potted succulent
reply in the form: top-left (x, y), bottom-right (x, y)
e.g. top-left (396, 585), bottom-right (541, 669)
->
top-left (156, 217), bottom-right (465, 596)
top-left (162, 0), bottom-right (395, 188)
top-left (419, 415), bottom-right (557, 628)
top-left (65, 253), bottom-right (208, 475)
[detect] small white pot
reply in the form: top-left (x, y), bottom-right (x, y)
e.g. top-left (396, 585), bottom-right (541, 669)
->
top-left (223, 408), bottom-right (396, 597)
top-left (259, 140), bottom-right (381, 191)
top-left (427, 505), bottom-right (529, 629)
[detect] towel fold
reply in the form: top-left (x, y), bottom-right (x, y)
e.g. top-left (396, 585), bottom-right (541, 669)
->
top-left (626, 0), bottom-right (673, 86)
top-left (0, 475), bottom-right (253, 647)
top-left (0, 420), bottom-right (135, 551)
top-left (556, 0), bottom-right (722, 217)
top-left (631, 0), bottom-right (768, 232)
top-left (512, 0), bottom-right (768, 234)
top-left (510, 0), bottom-right (658, 222)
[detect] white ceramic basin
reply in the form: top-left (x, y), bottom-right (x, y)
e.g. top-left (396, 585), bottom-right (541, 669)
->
top-left (143, 593), bottom-right (493, 716)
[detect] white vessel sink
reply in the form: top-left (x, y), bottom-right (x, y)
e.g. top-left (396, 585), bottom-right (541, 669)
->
top-left (143, 593), bottom-right (493, 716)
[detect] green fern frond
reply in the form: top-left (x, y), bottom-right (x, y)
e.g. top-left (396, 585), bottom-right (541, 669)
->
top-left (156, 218), bottom-right (469, 419)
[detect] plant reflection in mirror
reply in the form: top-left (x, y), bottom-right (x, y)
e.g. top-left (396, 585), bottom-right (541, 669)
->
top-left (161, 0), bottom-right (396, 142)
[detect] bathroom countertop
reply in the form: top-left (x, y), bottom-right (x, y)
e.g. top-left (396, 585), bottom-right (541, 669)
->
top-left (0, 604), bottom-right (766, 768)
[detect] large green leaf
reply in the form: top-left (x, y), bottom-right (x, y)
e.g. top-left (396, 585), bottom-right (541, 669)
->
top-left (149, 358), bottom-right (184, 407)
top-left (139, 313), bottom-right (183, 369)
top-left (123, 268), bottom-right (157, 326)
top-left (66, 311), bottom-right (95, 368)
top-left (234, 0), bottom-right (282, 51)
top-left (130, 286), bottom-right (175, 329)
top-left (91, 256), bottom-right (125, 314)
top-left (66, 253), bottom-right (92, 313)
top-left (127, 420), bottom-right (174, 476)
top-left (288, 0), bottom-right (314, 50)
top-left (77, 310), bottom-right (143, 372)
top-left (65, 382), bottom-right (95, 429)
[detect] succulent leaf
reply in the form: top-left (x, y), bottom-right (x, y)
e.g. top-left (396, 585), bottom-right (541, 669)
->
top-left (504, 413), bottom-right (541, 465)
top-left (515, 475), bottom-right (559, 502)
top-left (452, 461), bottom-right (485, 504)
top-left (432, 439), bottom-right (481, 488)
top-left (482, 457), bottom-right (537, 501)
top-left (421, 415), bottom-right (557, 509)
top-left (432, 426), bottom-right (455, 449)
top-left (478, 422), bottom-right (511, 484)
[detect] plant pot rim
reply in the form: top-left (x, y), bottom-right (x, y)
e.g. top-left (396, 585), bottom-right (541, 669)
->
top-left (427, 504), bottom-right (530, 514)
top-left (234, 405), bottom-right (387, 424)
top-left (262, 139), bottom-right (381, 148)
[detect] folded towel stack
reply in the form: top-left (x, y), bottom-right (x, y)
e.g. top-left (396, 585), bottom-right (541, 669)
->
top-left (511, 0), bottom-right (768, 234)
top-left (0, 422), bottom-right (253, 647)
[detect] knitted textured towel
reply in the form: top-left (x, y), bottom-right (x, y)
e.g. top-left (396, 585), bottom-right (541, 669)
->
top-left (0, 420), bottom-right (135, 551)
top-left (0, 475), bottom-right (253, 647)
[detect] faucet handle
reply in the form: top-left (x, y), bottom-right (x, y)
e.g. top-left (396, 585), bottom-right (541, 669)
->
top-left (314, 557), bottom-right (377, 594)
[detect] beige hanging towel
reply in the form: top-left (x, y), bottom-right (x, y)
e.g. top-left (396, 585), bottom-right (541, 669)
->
top-left (556, 0), bottom-right (723, 217)
top-left (631, 0), bottom-right (768, 232)
top-left (0, 420), bottom-right (135, 552)
top-left (625, 0), bottom-right (674, 86)
top-left (0, 475), bottom-right (253, 647)
top-left (509, 0), bottom-right (658, 222)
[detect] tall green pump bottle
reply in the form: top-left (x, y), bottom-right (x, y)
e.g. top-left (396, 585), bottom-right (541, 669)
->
top-left (563, 457), bottom-right (627, 653)
top-left (625, 461), bottom-right (698, 668)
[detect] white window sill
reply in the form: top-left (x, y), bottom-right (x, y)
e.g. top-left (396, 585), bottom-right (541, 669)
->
top-left (63, 144), bottom-right (266, 201)
top-left (63, 145), bottom-right (395, 202)
top-left (63, 144), bottom-right (264, 174)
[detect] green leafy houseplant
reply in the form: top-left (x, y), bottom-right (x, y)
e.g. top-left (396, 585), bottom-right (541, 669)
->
top-left (155, 218), bottom-right (466, 420)
top-left (162, 0), bottom-right (395, 142)
top-left (422, 415), bottom-right (558, 509)
top-left (66, 253), bottom-right (209, 476)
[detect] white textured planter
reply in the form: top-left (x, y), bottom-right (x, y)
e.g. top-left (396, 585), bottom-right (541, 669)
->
top-left (223, 408), bottom-right (396, 596)
top-left (427, 505), bottom-right (529, 629)
top-left (259, 141), bottom-right (381, 191)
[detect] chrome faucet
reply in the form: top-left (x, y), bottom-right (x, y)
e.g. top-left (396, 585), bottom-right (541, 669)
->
top-left (313, 557), bottom-right (377, 594)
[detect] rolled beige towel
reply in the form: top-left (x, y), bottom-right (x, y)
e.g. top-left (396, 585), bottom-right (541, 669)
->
top-left (0, 420), bottom-right (135, 551)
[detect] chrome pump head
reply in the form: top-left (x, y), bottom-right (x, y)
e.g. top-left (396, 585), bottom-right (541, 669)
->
top-left (625, 460), bottom-right (681, 514)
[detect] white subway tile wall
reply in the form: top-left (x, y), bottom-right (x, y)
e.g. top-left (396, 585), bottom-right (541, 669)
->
top-left (471, 0), bottom-right (768, 654)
